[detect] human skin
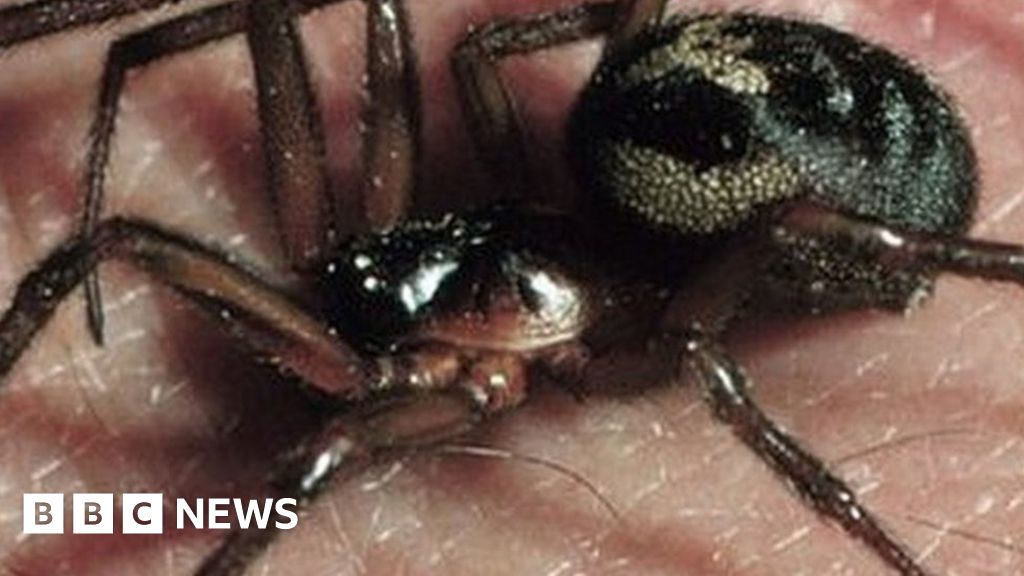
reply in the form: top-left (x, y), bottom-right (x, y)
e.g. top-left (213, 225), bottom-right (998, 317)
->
top-left (0, 0), bottom-right (1023, 574)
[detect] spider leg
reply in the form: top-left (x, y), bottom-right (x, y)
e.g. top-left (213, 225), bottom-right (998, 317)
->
top-left (74, 0), bottom-right (380, 344)
top-left (0, 0), bottom-right (182, 48)
top-left (777, 201), bottom-right (1024, 284)
top-left (680, 334), bottom-right (933, 576)
top-left (606, 0), bottom-right (666, 51)
top-left (451, 1), bottom-right (620, 197)
top-left (450, 0), bottom-right (666, 197)
top-left (361, 0), bottom-right (420, 231)
top-left (249, 0), bottom-right (422, 235)
top-left (195, 343), bottom-right (539, 574)
top-left (0, 216), bottom-right (370, 399)
top-left (195, 341), bottom-right (537, 574)
top-left (193, 391), bottom-right (484, 576)
top-left (81, 0), bottom-right (249, 346)
top-left (246, 0), bottom-right (337, 268)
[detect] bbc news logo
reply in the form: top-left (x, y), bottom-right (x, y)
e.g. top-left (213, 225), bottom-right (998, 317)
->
top-left (23, 494), bottom-right (299, 534)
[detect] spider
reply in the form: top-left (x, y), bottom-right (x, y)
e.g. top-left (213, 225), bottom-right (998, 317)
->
top-left (1, 0), bottom-right (1023, 574)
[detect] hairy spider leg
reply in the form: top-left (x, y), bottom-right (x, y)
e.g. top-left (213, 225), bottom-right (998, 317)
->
top-left (361, 0), bottom-right (420, 231)
top-left (247, 0), bottom-right (419, 242)
top-left (195, 343), bottom-right (541, 575)
top-left (246, 0), bottom-right (337, 266)
top-left (70, 0), bottom-right (357, 344)
top-left (3, 0), bottom-right (419, 344)
top-left (665, 199), bottom-right (1024, 576)
top-left (778, 201), bottom-right (1024, 284)
top-left (0, 0), bottom-right (183, 48)
top-left (0, 217), bottom-right (369, 398)
top-left (680, 335), bottom-right (933, 576)
top-left (650, 236), bottom-right (937, 574)
top-left (606, 0), bottom-right (665, 52)
top-left (451, 0), bottom-right (627, 199)
top-left (195, 392), bottom-right (484, 576)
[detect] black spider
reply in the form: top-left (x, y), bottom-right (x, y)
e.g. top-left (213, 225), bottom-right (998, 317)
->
top-left (0, 0), bottom-right (1021, 574)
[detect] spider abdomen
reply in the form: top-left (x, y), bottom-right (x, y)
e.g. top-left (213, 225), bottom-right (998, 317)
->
top-left (568, 13), bottom-right (977, 242)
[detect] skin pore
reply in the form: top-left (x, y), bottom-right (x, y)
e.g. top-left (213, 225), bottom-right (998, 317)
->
top-left (1, 0), bottom-right (1023, 574)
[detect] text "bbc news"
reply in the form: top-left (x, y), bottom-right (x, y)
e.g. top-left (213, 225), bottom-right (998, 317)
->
top-left (23, 494), bottom-right (299, 534)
